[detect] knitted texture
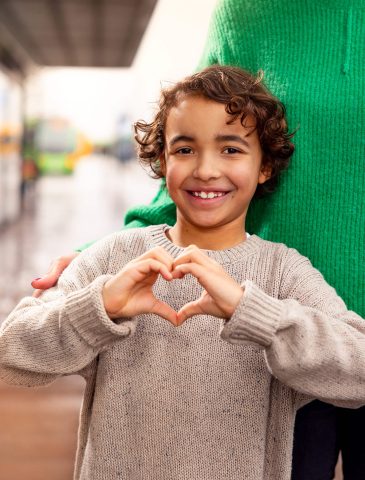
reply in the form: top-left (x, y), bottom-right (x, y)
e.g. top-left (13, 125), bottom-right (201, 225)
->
top-left (124, 0), bottom-right (365, 317)
top-left (2, 225), bottom-right (365, 480)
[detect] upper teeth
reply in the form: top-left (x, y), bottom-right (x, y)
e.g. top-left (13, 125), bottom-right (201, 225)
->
top-left (192, 191), bottom-right (225, 198)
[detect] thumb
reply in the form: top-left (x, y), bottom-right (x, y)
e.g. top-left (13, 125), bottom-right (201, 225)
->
top-left (150, 300), bottom-right (178, 327)
top-left (177, 300), bottom-right (204, 326)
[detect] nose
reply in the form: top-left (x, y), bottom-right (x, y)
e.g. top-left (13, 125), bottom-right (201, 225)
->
top-left (192, 153), bottom-right (221, 181)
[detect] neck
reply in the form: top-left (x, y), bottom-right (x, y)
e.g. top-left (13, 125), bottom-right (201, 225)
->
top-left (167, 219), bottom-right (247, 250)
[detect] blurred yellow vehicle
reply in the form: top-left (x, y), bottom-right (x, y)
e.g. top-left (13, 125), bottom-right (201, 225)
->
top-left (34, 118), bottom-right (92, 174)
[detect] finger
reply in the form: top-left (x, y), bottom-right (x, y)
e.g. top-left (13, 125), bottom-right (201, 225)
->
top-left (31, 267), bottom-right (63, 289)
top-left (171, 269), bottom-right (184, 279)
top-left (173, 246), bottom-right (214, 269)
top-left (112, 259), bottom-right (173, 300)
top-left (171, 263), bottom-right (206, 283)
top-left (177, 300), bottom-right (205, 325)
top-left (174, 263), bottom-right (243, 317)
top-left (133, 259), bottom-right (173, 282)
top-left (144, 259), bottom-right (173, 281)
top-left (150, 300), bottom-right (178, 326)
top-left (31, 253), bottom-right (78, 289)
top-left (131, 246), bottom-right (174, 271)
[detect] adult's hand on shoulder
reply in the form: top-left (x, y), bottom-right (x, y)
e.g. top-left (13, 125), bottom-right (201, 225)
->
top-left (31, 252), bottom-right (80, 297)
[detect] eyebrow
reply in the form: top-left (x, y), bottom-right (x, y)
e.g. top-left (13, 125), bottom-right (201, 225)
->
top-left (168, 135), bottom-right (195, 148)
top-left (168, 134), bottom-right (249, 148)
top-left (214, 134), bottom-right (249, 147)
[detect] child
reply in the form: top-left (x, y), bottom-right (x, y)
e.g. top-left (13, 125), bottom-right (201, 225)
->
top-left (1, 65), bottom-right (365, 480)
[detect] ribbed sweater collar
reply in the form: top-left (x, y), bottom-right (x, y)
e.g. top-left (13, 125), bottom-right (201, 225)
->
top-left (149, 224), bottom-right (262, 265)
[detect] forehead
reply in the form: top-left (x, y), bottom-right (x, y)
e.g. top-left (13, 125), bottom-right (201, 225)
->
top-left (165, 96), bottom-right (254, 137)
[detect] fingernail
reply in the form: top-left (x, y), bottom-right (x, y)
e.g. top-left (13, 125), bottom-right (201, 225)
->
top-left (32, 277), bottom-right (42, 282)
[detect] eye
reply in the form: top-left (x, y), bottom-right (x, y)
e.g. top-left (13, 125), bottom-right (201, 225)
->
top-left (176, 147), bottom-right (193, 155)
top-left (223, 147), bottom-right (242, 154)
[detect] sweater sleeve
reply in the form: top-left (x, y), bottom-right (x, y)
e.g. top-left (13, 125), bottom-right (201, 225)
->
top-left (220, 249), bottom-right (365, 408)
top-left (0, 233), bottom-right (137, 387)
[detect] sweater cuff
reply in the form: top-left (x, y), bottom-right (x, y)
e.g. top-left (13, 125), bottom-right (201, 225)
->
top-left (221, 281), bottom-right (283, 347)
top-left (63, 275), bottom-right (136, 349)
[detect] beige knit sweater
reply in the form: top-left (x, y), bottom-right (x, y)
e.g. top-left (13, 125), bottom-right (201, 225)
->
top-left (1, 225), bottom-right (365, 480)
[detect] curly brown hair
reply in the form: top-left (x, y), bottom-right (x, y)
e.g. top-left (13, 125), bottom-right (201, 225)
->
top-left (134, 65), bottom-right (294, 198)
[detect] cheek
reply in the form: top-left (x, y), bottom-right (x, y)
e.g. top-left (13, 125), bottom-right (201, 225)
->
top-left (230, 165), bottom-right (258, 188)
top-left (164, 163), bottom-right (183, 195)
top-left (165, 161), bottom-right (188, 182)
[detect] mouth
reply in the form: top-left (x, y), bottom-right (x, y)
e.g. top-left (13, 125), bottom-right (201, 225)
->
top-left (187, 190), bottom-right (229, 199)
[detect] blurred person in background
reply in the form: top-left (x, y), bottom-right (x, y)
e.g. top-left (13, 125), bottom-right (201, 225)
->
top-left (31, 0), bottom-right (365, 478)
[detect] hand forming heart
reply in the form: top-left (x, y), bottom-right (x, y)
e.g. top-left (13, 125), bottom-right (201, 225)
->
top-left (102, 245), bottom-right (244, 327)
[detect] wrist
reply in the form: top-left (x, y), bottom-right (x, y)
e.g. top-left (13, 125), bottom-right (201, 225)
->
top-left (227, 285), bottom-right (245, 318)
top-left (102, 281), bottom-right (121, 319)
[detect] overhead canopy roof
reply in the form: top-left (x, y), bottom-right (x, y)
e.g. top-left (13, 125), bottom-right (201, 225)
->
top-left (0, 0), bottom-right (158, 74)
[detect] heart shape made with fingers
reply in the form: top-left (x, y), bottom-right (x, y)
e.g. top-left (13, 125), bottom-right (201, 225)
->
top-left (152, 258), bottom-right (244, 327)
top-left (102, 245), bottom-right (244, 327)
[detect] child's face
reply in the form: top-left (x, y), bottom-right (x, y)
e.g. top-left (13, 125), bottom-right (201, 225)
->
top-left (162, 95), bottom-right (269, 234)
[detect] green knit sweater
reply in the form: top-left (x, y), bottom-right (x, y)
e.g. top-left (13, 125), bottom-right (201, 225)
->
top-left (124, 0), bottom-right (365, 317)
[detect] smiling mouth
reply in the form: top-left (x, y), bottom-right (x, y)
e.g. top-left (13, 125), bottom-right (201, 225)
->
top-left (188, 191), bottom-right (229, 199)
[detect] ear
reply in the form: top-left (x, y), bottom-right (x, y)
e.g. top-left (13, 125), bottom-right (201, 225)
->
top-left (258, 164), bottom-right (272, 184)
